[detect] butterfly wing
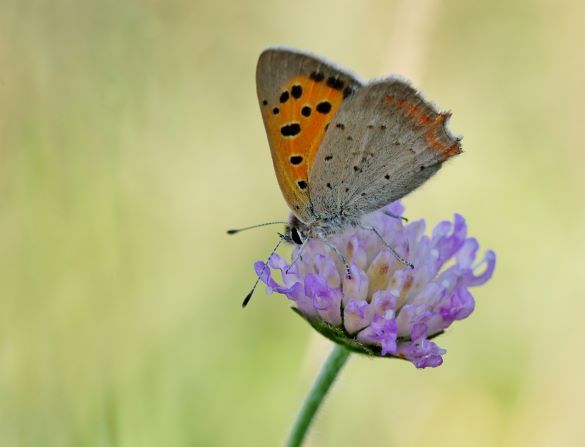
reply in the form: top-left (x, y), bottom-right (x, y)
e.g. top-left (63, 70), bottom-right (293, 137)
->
top-left (308, 78), bottom-right (462, 218)
top-left (256, 48), bottom-right (363, 222)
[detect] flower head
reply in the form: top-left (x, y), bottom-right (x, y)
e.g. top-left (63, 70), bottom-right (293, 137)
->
top-left (255, 202), bottom-right (496, 368)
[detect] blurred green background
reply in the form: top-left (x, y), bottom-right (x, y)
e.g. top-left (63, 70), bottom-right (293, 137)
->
top-left (1, 0), bottom-right (584, 445)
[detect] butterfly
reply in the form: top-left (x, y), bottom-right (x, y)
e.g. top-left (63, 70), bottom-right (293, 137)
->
top-left (234, 47), bottom-right (461, 306)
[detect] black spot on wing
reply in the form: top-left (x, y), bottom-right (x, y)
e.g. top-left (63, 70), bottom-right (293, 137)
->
top-left (280, 91), bottom-right (289, 103)
top-left (301, 106), bottom-right (311, 117)
top-left (297, 180), bottom-right (307, 190)
top-left (290, 155), bottom-right (303, 165)
top-left (317, 101), bottom-right (332, 114)
top-left (272, 107), bottom-right (279, 115)
top-left (291, 85), bottom-right (302, 99)
top-left (326, 77), bottom-right (344, 90)
top-left (310, 71), bottom-right (324, 82)
top-left (281, 123), bottom-right (301, 137)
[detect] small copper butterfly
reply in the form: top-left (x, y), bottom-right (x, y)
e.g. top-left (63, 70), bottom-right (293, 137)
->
top-left (234, 47), bottom-right (461, 306)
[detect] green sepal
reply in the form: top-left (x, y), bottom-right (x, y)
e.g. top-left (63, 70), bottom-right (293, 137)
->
top-left (291, 307), bottom-right (444, 359)
top-left (292, 307), bottom-right (378, 356)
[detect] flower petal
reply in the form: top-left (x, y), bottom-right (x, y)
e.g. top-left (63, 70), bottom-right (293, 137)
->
top-left (358, 315), bottom-right (398, 356)
top-left (314, 254), bottom-right (342, 289)
top-left (342, 264), bottom-right (369, 305)
top-left (398, 338), bottom-right (446, 368)
top-left (344, 299), bottom-right (371, 334)
top-left (433, 214), bottom-right (467, 264)
top-left (466, 249), bottom-right (496, 287)
top-left (304, 274), bottom-right (342, 325)
top-left (439, 287), bottom-right (476, 325)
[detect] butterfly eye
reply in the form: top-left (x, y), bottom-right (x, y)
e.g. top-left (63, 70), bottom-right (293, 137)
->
top-left (291, 227), bottom-right (303, 245)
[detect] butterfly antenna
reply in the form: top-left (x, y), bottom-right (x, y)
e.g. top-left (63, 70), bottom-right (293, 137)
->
top-left (227, 221), bottom-right (288, 235)
top-left (242, 235), bottom-right (286, 308)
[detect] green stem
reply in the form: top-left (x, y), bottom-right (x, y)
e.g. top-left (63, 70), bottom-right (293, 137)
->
top-left (286, 344), bottom-right (351, 447)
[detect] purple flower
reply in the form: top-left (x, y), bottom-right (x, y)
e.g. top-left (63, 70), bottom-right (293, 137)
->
top-left (255, 202), bottom-right (496, 368)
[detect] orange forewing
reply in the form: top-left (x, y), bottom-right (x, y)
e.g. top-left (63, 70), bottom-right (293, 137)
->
top-left (260, 74), bottom-right (345, 218)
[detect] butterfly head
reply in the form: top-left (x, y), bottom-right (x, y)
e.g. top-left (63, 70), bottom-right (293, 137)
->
top-left (284, 214), bottom-right (309, 246)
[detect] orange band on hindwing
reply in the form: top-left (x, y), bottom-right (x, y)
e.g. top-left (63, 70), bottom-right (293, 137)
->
top-left (385, 94), bottom-right (461, 161)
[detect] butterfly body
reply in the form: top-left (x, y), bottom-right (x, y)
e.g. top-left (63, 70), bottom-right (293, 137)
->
top-left (257, 47), bottom-right (461, 246)
top-left (285, 212), bottom-right (358, 245)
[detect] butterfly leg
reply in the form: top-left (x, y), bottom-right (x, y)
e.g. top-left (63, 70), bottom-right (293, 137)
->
top-left (323, 240), bottom-right (352, 279)
top-left (285, 238), bottom-right (308, 274)
top-left (382, 210), bottom-right (409, 222)
top-left (360, 225), bottom-right (414, 269)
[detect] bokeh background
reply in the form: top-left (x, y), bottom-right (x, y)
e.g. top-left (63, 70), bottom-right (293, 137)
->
top-left (1, 0), bottom-right (584, 445)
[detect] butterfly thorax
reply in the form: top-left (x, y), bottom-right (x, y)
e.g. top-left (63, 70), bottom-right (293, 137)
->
top-left (286, 213), bottom-right (359, 245)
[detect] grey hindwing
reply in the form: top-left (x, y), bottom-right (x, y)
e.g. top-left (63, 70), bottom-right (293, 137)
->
top-left (308, 79), bottom-right (459, 219)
